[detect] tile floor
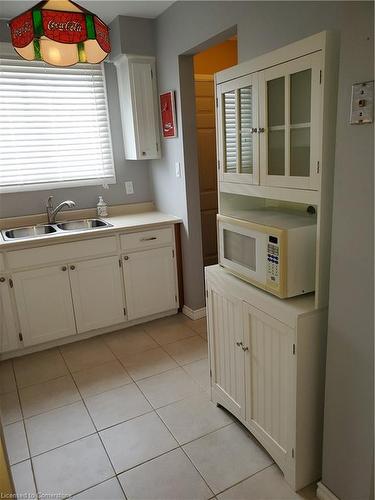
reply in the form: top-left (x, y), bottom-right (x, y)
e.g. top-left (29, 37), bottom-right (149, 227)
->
top-left (0, 313), bottom-right (317, 499)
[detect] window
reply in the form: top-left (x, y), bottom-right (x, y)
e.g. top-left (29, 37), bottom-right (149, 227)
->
top-left (0, 53), bottom-right (116, 192)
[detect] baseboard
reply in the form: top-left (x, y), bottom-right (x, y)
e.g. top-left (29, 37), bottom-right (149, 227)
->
top-left (317, 482), bottom-right (341, 500)
top-left (182, 305), bottom-right (206, 320)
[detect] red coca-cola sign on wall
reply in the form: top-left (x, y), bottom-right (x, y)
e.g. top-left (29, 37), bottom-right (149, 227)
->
top-left (42, 10), bottom-right (87, 44)
top-left (10, 10), bottom-right (34, 48)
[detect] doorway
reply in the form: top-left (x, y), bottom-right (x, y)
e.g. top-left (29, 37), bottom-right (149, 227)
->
top-left (193, 39), bottom-right (237, 267)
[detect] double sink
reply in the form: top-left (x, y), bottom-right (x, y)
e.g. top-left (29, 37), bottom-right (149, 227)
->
top-left (2, 219), bottom-right (113, 241)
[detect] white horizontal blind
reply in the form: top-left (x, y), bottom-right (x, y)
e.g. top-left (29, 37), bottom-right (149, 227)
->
top-left (0, 57), bottom-right (116, 192)
top-left (239, 86), bottom-right (253, 175)
top-left (223, 90), bottom-right (237, 173)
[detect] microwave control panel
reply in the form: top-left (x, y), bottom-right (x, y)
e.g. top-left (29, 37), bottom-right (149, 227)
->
top-left (267, 236), bottom-right (279, 285)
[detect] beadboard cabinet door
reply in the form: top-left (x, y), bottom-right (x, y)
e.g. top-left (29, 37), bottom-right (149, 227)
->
top-left (13, 265), bottom-right (76, 347)
top-left (0, 278), bottom-right (19, 353)
top-left (207, 283), bottom-right (245, 419)
top-left (122, 247), bottom-right (177, 321)
top-left (243, 301), bottom-right (295, 469)
top-left (69, 256), bottom-right (125, 334)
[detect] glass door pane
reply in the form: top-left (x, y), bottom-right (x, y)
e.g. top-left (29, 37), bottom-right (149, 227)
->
top-left (290, 69), bottom-right (311, 177)
top-left (239, 86), bottom-right (253, 174)
top-left (223, 229), bottom-right (256, 271)
top-left (267, 77), bottom-right (285, 175)
top-left (223, 90), bottom-right (237, 173)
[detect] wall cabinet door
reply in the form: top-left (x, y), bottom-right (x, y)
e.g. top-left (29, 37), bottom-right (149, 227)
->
top-left (259, 52), bottom-right (322, 190)
top-left (207, 284), bottom-right (246, 419)
top-left (217, 74), bottom-right (259, 185)
top-left (122, 247), bottom-right (177, 321)
top-left (13, 265), bottom-right (76, 347)
top-left (0, 278), bottom-right (19, 353)
top-left (243, 301), bottom-right (295, 467)
top-left (69, 256), bottom-right (125, 334)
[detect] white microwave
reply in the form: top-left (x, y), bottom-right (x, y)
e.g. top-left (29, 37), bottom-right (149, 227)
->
top-left (218, 210), bottom-right (317, 298)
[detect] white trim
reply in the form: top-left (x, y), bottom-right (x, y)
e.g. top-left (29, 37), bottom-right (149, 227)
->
top-left (317, 482), bottom-right (341, 500)
top-left (182, 305), bottom-right (206, 320)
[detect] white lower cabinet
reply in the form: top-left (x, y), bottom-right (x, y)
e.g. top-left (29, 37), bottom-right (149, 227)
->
top-left (69, 256), bottom-right (125, 333)
top-left (13, 265), bottom-right (76, 347)
top-left (206, 265), bottom-right (325, 491)
top-left (122, 247), bottom-right (177, 321)
top-left (0, 277), bottom-right (19, 352)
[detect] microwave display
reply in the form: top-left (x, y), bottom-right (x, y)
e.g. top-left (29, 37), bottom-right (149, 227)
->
top-left (269, 235), bottom-right (278, 244)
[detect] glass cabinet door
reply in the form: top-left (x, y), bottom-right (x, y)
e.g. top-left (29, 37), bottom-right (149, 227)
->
top-left (218, 74), bottom-right (259, 184)
top-left (259, 52), bottom-right (321, 190)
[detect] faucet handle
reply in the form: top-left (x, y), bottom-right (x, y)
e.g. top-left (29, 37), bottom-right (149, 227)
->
top-left (47, 196), bottom-right (53, 208)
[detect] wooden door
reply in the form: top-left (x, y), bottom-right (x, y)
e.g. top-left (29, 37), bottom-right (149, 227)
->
top-left (195, 75), bottom-right (218, 267)
top-left (122, 247), bottom-right (177, 321)
top-left (0, 277), bottom-right (19, 353)
top-left (13, 265), bottom-right (76, 346)
top-left (243, 301), bottom-right (295, 467)
top-left (69, 256), bottom-right (125, 333)
top-left (207, 282), bottom-right (245, 419)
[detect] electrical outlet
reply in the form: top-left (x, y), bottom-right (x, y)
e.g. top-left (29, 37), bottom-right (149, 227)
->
top-left (125, 181), bottom-right (134, 194)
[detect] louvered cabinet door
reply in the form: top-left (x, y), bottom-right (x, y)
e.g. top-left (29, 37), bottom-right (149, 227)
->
top-left (217, 73), bottom-right (259, 185)
top-left (207, 283), bottom-right (246, 419)
top-left (243, 301), bottom-right (295, 469)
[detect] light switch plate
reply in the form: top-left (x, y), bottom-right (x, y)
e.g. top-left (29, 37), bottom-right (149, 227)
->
top-left (125, 181), bottom-right (134, 194)
top-left (350, 80), bottom-right (374, 124)
top-left (175, 162), bottom-right (181, 178)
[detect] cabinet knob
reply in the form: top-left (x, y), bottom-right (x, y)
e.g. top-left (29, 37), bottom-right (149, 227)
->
top-left (250, 127), bottom-right (258, 133)
top-left (124, 256), bottom-right (129, 260)
top-left (0, 277), bottom-right (5, 283)
top-left (70, 265), bottom-right (76, 270)
top-left (61, 266), bottom-right (67, 272)
top-left (142, 151), bottom-right (146, 156)
top-left (242, 346), bottom-right (249, 352)
top-left (258, 127), bottom-right (265, 133)
top-left (236, 341), bottom-right (243, 347)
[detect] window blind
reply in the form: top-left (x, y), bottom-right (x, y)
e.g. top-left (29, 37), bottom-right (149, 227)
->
top-left (0, 57), bottom-right (116, 192)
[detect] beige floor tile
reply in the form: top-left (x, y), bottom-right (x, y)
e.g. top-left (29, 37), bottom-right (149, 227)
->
top-left (183, 358), bottom-right (210, 391)
top-left (11, 460), bottom-right (37, 498)
top-left (0, 391), bottom-right (22, 425)
top-left (183, 423), bottom-right (273, 494)
top-left (157, 393), bottom-right (232, 445)
top-left (60, 338), bottom-right (115, 373)
top-left (119, 448), bottom-right (213, 500)
top-left (19, 375), bottom-right (81, 418)
top-left (137, 367), bottom-right (202, 408)
top-left (14, 349), bottom-right (68, 389)
top-left (72, 478), bottom-right (125, 500)
top-left (144, 318), bottom-right (196, 345)
top-left (118, 347), bottom-right (178, 381)
top-left (3, 421), bottom-right (29, 465)
top-left (72, 360), bottom-right (132, 398)
top-left (217, 464), bottom-right (317, 499)
top-left (85, 383), bottom-right (152, 430)
top-left (100, 412), bottom-right (178, 474)
top-left (25, 401), bottom-right (95, 456)
top-left (104, 326), bottom-right (158, 356)
top-left (184, 317), bottom-right (208, 336)
top-left (163, 336), bottom-right (208, 365)
top-left (0, 361), bottom-right (16, 394)
top-left (32, 434), bottom-right (114, 498)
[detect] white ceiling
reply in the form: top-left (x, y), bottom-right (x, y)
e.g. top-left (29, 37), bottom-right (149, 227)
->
top-left (0, 1), bottom-right (175, 23)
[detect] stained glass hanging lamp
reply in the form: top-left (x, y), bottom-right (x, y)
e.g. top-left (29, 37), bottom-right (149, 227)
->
top-left (9, 0), bottom-right (111, 67)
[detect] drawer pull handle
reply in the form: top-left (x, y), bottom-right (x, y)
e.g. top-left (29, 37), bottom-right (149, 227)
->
top-left (140, 237), bottom-right (157, 241)
top-left (62, 266), bottom-right (67, 272)
top-left (0, 277), bottom-right (5, 283)
top-left (70, 265), bottom-right (76, 271)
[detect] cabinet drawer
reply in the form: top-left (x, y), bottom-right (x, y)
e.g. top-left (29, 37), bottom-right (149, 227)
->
top-left (7, 236), bottom-right (118, 270)
top-left (121, 227), bottom-right (173, 251)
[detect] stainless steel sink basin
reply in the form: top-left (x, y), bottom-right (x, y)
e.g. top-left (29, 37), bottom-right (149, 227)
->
top-left (56, 219), bottom-right (112, 231)
top-left (3, 224), bottom-right (56, 240)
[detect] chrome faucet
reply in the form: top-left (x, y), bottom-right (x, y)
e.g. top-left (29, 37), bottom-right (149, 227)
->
top-left (46, 196), bottom-right (76, 224)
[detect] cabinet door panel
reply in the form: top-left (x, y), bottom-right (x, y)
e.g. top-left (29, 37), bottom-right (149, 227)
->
top-left (207, 285), bottom-right (245, 419)
top-left (0, 279), bottom-right (19, 353)
top-left (243, 301), bottom-right (294, 466)
top-left (13, 266), bottom-right (76, 346)
top-left (123, 247), bottom-right (177, 321)
top-left (69, 256), bottom-right (125, 334)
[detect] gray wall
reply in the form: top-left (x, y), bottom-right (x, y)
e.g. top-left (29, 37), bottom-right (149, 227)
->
top-left (151, 1), bottom-right (373, 497)
top-left (0, 18), bottom-right (154, 218)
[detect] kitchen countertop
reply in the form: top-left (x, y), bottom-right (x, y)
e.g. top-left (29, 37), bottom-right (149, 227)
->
top-left (0, 202), bottom-right (182, 250)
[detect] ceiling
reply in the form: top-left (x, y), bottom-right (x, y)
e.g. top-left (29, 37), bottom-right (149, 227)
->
top-left (0, 1), bottom-right (175, 23)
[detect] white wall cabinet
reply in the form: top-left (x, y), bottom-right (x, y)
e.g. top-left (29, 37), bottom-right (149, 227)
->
top-left (206, 265), bottom-right (326, 491)
top-left (0, 277), bottom-right (19, 352)
top-left (114, 54), bottom-right (161, 160)
top-left (122, 247), bottom-right (177, 321)
top-left (69, 256), bottom-right (125, 333)
top-left (13, 265), bottom-right (76, 347)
